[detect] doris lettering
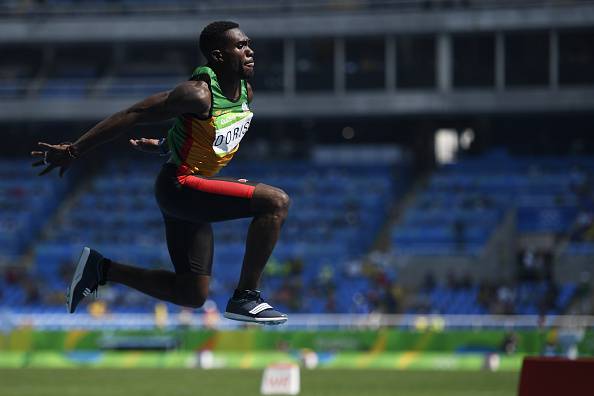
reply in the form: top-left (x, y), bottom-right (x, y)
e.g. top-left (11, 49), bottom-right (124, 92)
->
top-left (213, 116), bottom-right (252, 153)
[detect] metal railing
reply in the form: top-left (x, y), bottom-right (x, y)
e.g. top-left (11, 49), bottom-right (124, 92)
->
top-left (2, 0), bottom-right (594, 17)
top-left (3, 312), bottom-right (594, 330)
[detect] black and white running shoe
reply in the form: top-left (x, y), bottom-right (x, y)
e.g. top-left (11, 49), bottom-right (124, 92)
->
top-left (66, 247), bottom-right (105, 314)
top-left (224, 289), bottom-right (287, 325)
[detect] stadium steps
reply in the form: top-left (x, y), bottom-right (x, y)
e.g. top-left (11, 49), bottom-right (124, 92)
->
top-left (23, 169), bottom-right (99, 269)
top-left (372, 171), bottom-right (432, 253)
top-left (479, 208), bottom-right (517, 279)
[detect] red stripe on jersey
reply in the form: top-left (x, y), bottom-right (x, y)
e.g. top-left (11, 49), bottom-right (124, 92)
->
top-left (177, 116), bottom-right (194, 175)
top-left (178, 176), bottom-right (255, 199)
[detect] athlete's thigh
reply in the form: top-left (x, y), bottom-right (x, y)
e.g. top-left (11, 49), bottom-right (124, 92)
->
top-left (163, 215), bottom-right (214, 276)
top-left (156, 164), bottom-right (266, 222)
top-left (191, 174), bottom-right (262, 222)
top-left (173, 177), bottom-right (260, 223)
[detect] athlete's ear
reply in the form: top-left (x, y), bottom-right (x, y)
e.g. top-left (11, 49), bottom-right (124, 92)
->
top-left (210, 49), bottom-right (224, 64)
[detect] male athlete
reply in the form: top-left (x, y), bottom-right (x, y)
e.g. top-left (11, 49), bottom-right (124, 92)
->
top-left (31, 21), bottom-right (289, 324)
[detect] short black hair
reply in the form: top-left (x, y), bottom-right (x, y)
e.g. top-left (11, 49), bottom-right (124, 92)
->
top-left (199, 21), bottom-right (240, 59)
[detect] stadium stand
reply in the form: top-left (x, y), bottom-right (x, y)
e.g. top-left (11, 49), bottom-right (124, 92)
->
top-left (0, 159), bottom-right (71, 262)
top-left (1, 0), bottom-right (592, 321)
top-left (2, 0), bottom-right (592, 16)
top-left (392, 150), bottom-right (594, 257)
top-left (2, 158), bottom-right (404, 314)
top-left (1, 149), bottom-right (589, 317)
top-left (390, 149), bottom-right (593, 315)
top-left (0, 47), bottom-right (42, 99)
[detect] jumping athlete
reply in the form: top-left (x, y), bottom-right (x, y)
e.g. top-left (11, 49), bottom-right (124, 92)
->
top-left (31, 21), bottom-right (289, 324)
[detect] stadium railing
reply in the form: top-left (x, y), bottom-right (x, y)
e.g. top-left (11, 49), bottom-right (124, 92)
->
top-left (3, 312), bottom-right (594, 330)
top-left (2, 0), bottom-right (593, 16)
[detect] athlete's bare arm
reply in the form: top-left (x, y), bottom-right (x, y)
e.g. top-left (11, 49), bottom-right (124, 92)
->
top-left (130, 81), bottom-right (254, 155)
top-left (31, 81), bottom-right (211, 176)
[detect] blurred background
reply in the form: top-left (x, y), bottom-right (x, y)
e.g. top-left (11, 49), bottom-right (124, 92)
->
top-left (0, 1), bottom-right (593, 395)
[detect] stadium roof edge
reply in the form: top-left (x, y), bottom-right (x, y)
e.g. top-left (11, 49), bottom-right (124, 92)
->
top-left (1, 6), bottom-right (594, 43)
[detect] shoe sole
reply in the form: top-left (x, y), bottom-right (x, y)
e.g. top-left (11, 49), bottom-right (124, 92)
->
top-left (66, 246), bottom-right (91, 314)
top-left (223, 312), bottom-right (288, 325)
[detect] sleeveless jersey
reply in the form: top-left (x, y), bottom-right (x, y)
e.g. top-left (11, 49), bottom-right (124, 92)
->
top-left (166, 66), bottom-right (253, 177)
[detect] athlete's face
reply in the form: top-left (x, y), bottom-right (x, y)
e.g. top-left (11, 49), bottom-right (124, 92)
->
top-left (222, 28), bottom-right (254, 79)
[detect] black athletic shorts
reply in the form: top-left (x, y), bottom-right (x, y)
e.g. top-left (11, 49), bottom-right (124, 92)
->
top-left (154, 163), bottom-right (259, 275)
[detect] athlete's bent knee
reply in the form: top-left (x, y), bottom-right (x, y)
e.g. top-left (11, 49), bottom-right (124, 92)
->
top-left (254, 185), bottom-right (291, 217)
top-left (270, 190), bottom-right (290, 215)
top-left (183, 293), bottom-right (206, 309)
top-left (175, 275), bottom-right (208, 308)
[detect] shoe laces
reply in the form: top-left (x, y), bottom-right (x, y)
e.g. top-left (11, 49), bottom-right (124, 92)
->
top-left (81, 287), bottom-right (97, 298)
top-left (241, 289), bottom-right (262, 303)
top-left (90, 265), bottom-right (101, 298)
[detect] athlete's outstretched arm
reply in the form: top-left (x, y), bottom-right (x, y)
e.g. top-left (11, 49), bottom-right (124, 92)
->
top-left (31, 81), bottom-right (210, 176)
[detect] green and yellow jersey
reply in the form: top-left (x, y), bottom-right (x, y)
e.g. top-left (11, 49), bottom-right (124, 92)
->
top-left (166, 66), bottom-right (253, 177)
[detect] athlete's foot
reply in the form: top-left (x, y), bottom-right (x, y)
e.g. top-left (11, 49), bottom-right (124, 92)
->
top-left (66, 247), bottom-right (106, 314)
top-left (224, 289), bottom-right (287, 325)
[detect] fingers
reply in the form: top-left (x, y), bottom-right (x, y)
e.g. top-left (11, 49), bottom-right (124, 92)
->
top-left (130, 138), bottom-right (154, 145)
top-left (37, 142), bottom-right (55, 149)
top-left (33, 142), bottom-right (73, 176)
top-left (38, 164), bottom-right (57, 176)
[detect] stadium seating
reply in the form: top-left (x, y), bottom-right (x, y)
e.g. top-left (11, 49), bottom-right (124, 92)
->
top-left (406, 281), bottom-right (577, 316)
top-left (391, 150), bottom-right (594, 256)
top-left (0, 150), bottom-right (589, 316)
top-left (0, 159), bottom-right (70, 261)
top-left (5, 158), bottom-right (400, 314)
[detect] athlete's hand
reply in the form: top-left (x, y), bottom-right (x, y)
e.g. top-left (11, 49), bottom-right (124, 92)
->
top-left (31, 142), bottom-right (78, 177)
top-left (129, 138), bottom-right (162, 154)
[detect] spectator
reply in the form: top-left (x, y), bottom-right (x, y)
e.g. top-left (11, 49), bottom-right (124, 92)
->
top-left (22, 277), bottom-right (41, 305)
top-left (421, 271), bottom-right (436, 292)
top-left (501, 332), bottom-right (518, 355)
top-left (539, 281), bottom-right (559, 315)
top-left (453, 218), bottom-right (466, 252)
top-left (496, 284), bottom-right (515, 315)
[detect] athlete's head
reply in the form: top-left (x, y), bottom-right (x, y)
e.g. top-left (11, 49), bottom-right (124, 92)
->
top-left (199, 21), bottom-right (254, 79)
